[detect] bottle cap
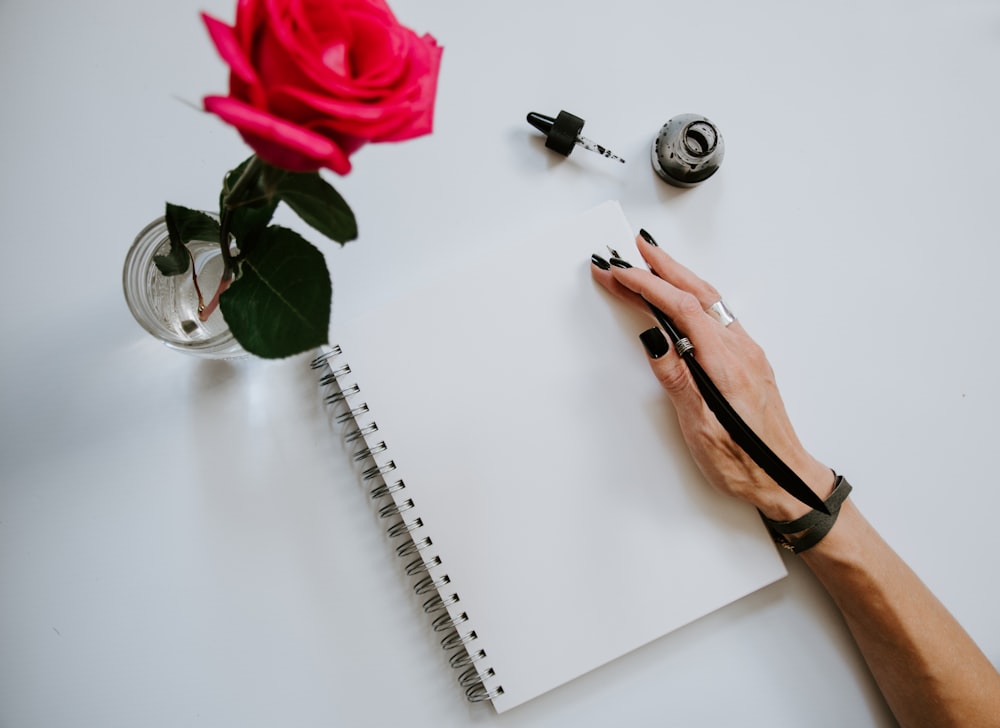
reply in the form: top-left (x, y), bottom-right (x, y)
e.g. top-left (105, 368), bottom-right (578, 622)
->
top-left (651, 114), bottom-right (725, 187)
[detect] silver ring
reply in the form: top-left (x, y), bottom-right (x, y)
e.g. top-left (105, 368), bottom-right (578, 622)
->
top-left (706, 300), bottom-right (736, 326)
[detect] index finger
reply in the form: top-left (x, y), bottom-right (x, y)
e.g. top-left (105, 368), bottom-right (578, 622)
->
top-left (607, 262), bottom-right (732, 365)
top-left (635, 230), bottom-right (746, 336)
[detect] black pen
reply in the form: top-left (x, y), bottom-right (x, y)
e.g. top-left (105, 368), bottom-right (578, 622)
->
top-left (602, 251), bottom-right (829, 515)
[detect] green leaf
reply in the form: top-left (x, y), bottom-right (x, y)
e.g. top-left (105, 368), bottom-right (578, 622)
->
top-left (275, 172), bottom-right (358, 244)
top-left (220, 157), bottom-right (278, 250)
top-left (228, 201), bottom-right (278, 256)
top-left (219, 156), bottom-right (258, 211)
top-left (219, 226), bottom-right (332, 359)
top-left (155, 203), bottom-right (221, 276)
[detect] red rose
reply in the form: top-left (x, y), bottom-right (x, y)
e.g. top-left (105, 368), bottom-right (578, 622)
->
top-left (202, 0), bottom-right (443, 174)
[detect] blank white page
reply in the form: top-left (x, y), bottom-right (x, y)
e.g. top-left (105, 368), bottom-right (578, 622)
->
top-left (331, 201), bottom-right (786, 713)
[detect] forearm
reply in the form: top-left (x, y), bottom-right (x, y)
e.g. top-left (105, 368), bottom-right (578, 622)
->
top-left (801, 500), bottom-right (1000, 728)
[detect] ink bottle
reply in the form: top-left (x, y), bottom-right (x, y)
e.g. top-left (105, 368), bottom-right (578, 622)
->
top-left (651, 114), bottom-right (724, 187)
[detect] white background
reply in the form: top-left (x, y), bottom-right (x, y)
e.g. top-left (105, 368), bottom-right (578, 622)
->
top-left (2, 1), bottom-right (998, 726)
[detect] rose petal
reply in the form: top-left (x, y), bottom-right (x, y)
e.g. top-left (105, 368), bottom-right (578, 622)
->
top-left (204, 95), bottom-right (352, 174)
top-left (265, 0), bottom-right (332, 65)
top-left (252, 0), bottom-right (346, 97)
top-left (201, 13), bottom-right (258, 86)
top-left (309, 123), bottom-right (368, 157)
top-left (270, 0), bottom-right (356, 91)
top-left (233, 0), bottom-right (266, 52)
top-left (265, 85), bottom-right (412, 140)
top-left (262, 0), bottom-right (406, 98)
top-left (320, 41), bottom-right (350, 78)
top-left (350, 27), bottom-right (441, 95)
top-left (342, 0), bottom-right (397, 24)
top-left (346, 15), bottom-right (407, 87)
top-left (266, 30), bottom-right (441, 141)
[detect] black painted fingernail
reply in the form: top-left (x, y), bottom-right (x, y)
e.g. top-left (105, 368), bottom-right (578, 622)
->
top-left (639, 228), bottom-right (658, 247)
top-left (609, 257), bottom-right (633, 269)
top-left (639, 327), bottom-right (670, 359)
top-left (591, 254), bottom-right (611, 270)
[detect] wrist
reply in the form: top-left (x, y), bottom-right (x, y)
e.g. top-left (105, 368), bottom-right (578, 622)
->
top-left (753, 458), bottom-right (836, 522)
top-left (760, 474), bottom-right (853, 553)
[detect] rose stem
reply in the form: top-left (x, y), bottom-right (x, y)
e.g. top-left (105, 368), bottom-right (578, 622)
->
top-left (198, 155), bottom-right (264, 321)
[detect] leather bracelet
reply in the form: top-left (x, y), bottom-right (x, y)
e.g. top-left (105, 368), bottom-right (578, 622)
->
top-left (759, 474), bottom-right (853, 554)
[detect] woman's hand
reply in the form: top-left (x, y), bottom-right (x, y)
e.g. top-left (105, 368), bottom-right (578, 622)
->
top-left (591, 230), bottom-right (833, 521)
top-left (593, 231), bottom-right (1000, 728)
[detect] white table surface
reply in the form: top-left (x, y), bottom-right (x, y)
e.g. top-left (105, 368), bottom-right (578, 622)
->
top-left (2, 1), bottom-right (998, 726)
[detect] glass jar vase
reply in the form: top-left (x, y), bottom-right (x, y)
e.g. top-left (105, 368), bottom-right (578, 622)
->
top-left (122, 217), bottom-right (246, 358)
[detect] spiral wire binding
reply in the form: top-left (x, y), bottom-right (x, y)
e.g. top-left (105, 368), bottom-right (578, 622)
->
top-left (313, 346), bottom-right (504, 704)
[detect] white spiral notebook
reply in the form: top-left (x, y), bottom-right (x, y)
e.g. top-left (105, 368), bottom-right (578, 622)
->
top-left (314, 200), bottom-right (786, 713)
